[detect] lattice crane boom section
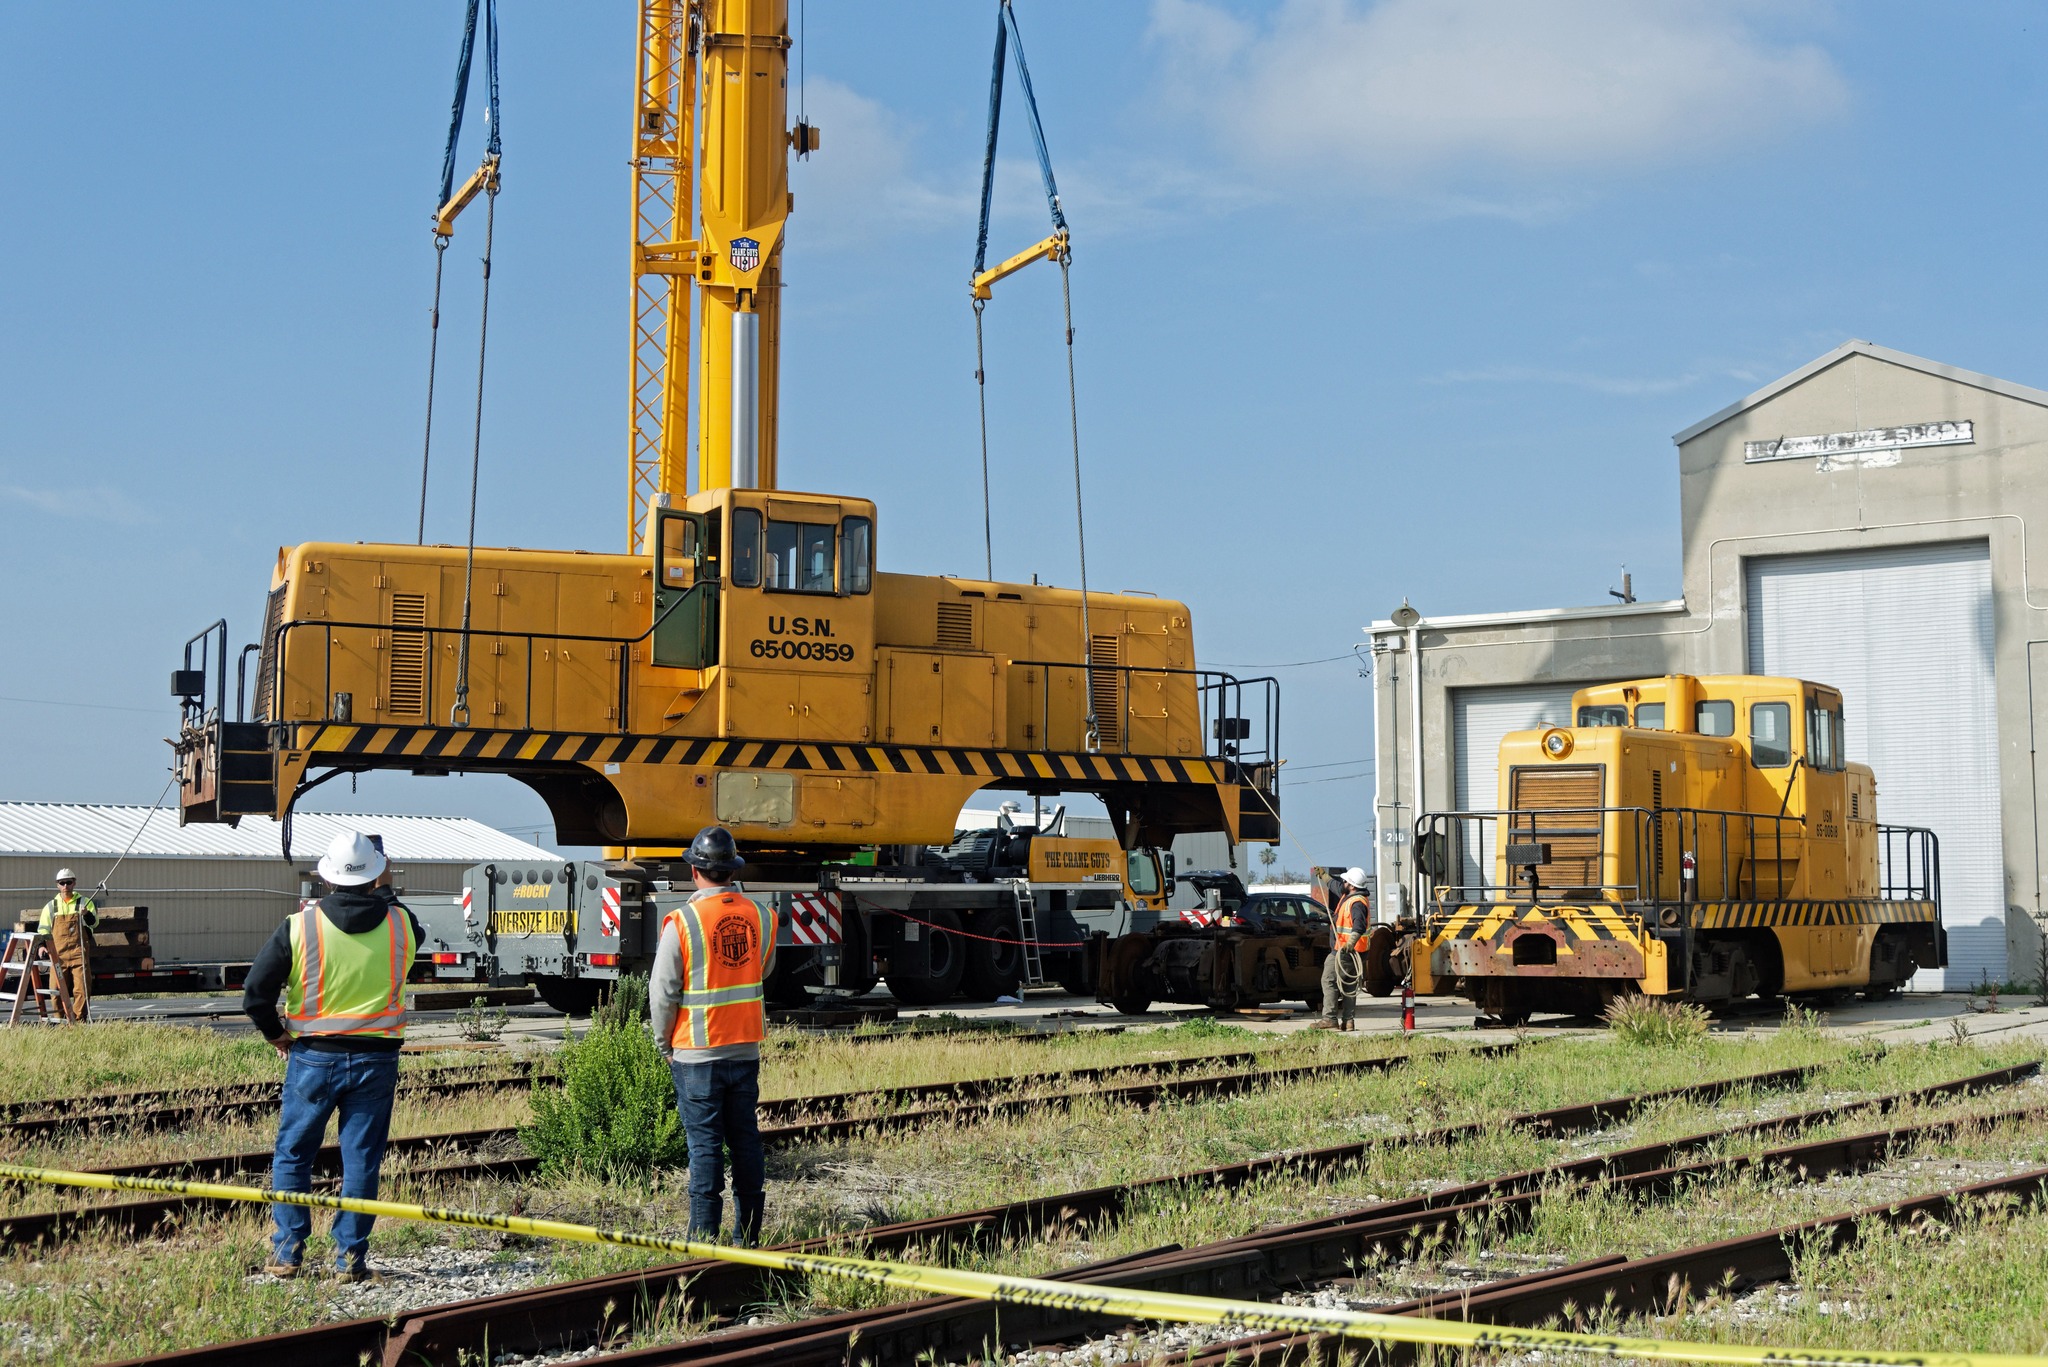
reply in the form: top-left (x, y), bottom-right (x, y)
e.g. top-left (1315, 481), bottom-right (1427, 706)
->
top-left (630, 0), bottom-right (698, 551)
top-left (628, 0), bottom-right (792, 552)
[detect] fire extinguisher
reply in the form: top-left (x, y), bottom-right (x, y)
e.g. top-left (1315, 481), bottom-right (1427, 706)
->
top-left (1401, 979), bottom-right (1415, 1034)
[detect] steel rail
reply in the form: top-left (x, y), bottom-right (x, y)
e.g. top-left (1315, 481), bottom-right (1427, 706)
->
top-left (99, 1055), bottom-right (1838, 1367)
top-left (0, 1063), bottom-right (542, 1124)
top-left (0, 1039), bottom-right (1329, 1144)
top-left (572, 1062), bottom-right (2048, 1367)
top-left (0, 1042), bottom-right (1470, 1252)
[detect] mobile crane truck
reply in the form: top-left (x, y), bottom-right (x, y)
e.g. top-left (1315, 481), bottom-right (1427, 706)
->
top-left (169, 1), bottom-right (1278, 1009)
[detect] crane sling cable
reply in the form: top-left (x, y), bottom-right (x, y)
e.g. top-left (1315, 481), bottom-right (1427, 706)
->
top-left (434, 0), bottom-right (503, 728)
top-left (970, 1), bottom-right (1101, 751)
top-left (418, 0), bottom-right (502, 545)
top-left (0, 1164), bottom-right (2039, 1367)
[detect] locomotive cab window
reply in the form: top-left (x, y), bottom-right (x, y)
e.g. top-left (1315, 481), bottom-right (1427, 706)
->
top-left (730, 509), bottom-right (762, 588)
top-left (1750, 702), bottom-right (1793, 768)
top-left (1695, 700), bottom-right (1734, 736)
top-left (839, 516), bottom-right (872, 595)
top-left (1806, 694), bottom-right (1845, 772)
top-left (765, 520), bottom-right (835, 594)
top-left (1633, 703), bottom-right (1665, 730)
top-left (1577, 705), bottom-right (1628, 726)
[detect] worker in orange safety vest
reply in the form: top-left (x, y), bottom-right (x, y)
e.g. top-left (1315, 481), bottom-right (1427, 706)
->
top-left (650, 825), bottom-right (777, 1243)
top-left (1314, 867), bottom-right (1373, 1031)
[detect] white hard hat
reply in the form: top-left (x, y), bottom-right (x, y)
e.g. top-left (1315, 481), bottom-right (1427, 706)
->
top-left (1342, 866), bottom-right (1371, 889)
top-left (54, 868), bottom-right (76, 883)
top-left (316, 830), bottom-right (387, 888)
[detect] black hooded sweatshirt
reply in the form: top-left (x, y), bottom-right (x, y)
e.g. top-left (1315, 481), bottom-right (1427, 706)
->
top-left (242, 886), bottom-right (424, 1053)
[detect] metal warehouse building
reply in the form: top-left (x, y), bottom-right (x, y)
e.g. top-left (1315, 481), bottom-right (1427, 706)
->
top-left (0, 804), bottom-right (555, 968)
top-left (1368, 340), bottom-right (2048, 991)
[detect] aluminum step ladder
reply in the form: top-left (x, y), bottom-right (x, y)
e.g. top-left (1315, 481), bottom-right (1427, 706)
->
top-left (1009, 881), bottom-right (1047, 989)
top-left (0, 931), bottom-right (69, 1026)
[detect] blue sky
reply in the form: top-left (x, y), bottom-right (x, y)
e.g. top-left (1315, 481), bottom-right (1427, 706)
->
top-left (3, 1), bottom-right (2045, 864)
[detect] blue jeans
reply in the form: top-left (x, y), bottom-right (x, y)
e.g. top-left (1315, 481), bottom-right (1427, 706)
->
top-left (270, 1047), bottom-right (400, 1269)
top-left (671, 1057), bottom-right (765, 1243)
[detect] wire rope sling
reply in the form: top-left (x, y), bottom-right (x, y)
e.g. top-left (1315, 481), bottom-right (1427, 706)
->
top-left (968, 0), bottom-right (1103, 753)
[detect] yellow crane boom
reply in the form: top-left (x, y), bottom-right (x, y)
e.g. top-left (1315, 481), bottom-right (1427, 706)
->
top-left (631, 0), bottom-right (809, 549)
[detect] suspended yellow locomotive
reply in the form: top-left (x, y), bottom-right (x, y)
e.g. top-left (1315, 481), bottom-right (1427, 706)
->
top-left (1399, 674), bottom-right (1943, 1024)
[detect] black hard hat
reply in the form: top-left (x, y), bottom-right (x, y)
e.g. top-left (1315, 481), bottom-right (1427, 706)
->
top-left (684, 825), bottom-right (744, 874)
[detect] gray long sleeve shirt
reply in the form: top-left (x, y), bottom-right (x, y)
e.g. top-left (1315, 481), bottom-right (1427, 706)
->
top-left (649, 884), bottom-right (777, 1064)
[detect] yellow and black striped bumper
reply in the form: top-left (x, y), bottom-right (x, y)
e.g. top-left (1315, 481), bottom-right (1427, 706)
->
top-left (1689, 899), bottom-right (1938, 930)
top-left (290, 724), bottom-right (1226, 787)
top-left (1428, 903), bottom-right (1649, 980)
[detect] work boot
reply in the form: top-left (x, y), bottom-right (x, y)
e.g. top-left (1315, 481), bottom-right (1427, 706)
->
top-left (1309, 1019), bottom-right (1340, 1031)
top-left (261, 1260), bottom-right (301, 1279)
top-left (333, 1264), bottom-right (378, 1284)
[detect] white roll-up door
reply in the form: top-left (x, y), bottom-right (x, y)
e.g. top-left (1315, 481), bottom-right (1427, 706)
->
top-left (1745, 540), bottom-right (2000, 991)
top-left (1452, 684), bottom-right (1583, 892)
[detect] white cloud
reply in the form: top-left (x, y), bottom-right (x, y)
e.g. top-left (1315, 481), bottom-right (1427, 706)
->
top-left (1, 483), bottom-right (152, 524)
top-left (787, 78), bottom-right (969, 249)
top-left (1149, 0), bottom-right (1848, 185)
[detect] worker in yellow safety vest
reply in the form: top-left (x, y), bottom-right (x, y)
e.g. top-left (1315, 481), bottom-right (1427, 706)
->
top-left (243, 830), bottom-right (421, 1281)
top-left (1314, 867), bottom-right (1373, 1032)
top-left (38, 870), bottom-right (98, 1022)
top-left (650, 825), bottom-right (777, 1243)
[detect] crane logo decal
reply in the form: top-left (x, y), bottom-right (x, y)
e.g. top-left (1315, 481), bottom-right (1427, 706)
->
top-left (729, 237), bottom-right (760, 272)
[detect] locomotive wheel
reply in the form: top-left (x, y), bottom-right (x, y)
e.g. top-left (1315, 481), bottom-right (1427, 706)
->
top-left (1110, 990), bottom-right (1152, 1015)
top-left (961, 907), bottom-right (1025, 1001)
top-left (885, 909), bottom-right (966, 1006)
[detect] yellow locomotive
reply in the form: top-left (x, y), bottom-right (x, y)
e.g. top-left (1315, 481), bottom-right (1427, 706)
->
top-left (1404, 674), bottom-right (1942, 1023)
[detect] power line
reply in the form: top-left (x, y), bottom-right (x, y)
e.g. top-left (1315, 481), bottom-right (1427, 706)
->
top-left (0, 694), bottom-right (159, 715)
top-left (1284, 757), bottom-right (1373, 772)
top-left (1202, 649), bottom-right (1368, 670)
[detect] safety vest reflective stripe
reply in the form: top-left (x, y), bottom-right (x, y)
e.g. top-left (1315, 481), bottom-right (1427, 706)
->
top-left (676, 984), bottom-right (766, 1007)
top-left (665, 889), bottom-right (771, 1051)
top-left (284, 905), bottom-right (416, 1038)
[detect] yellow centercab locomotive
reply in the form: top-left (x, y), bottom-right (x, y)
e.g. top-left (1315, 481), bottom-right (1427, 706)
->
top-left (1401, 674), bottom-right (1942, 1024)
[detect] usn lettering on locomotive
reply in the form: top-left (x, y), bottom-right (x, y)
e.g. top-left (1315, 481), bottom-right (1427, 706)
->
top-left (750, 615), bottom-right (855, 662)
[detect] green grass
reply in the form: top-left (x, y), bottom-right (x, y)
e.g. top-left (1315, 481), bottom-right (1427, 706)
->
top-left (0, 1027), bottom-right (2039, 1362)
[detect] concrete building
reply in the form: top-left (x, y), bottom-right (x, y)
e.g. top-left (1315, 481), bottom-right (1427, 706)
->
top-left (1368, 340), bottom-right (2048, 990)
top-left (0, 804), bottom-right (555, 968)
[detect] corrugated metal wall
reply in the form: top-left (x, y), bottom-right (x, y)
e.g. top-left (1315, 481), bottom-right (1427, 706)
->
top-left (0, 856), bottom-right (476, 966)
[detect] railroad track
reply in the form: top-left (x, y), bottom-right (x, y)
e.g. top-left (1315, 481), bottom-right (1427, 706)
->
top-left (96, 1053), bottom-right (1878, 1367)
top-left (0, 1039), bottom-right (1459, 1251)
top-left (413, 1059), bottom-right (2046, 1367)
top-left (0, 1039), bottom-right (1355, 1144)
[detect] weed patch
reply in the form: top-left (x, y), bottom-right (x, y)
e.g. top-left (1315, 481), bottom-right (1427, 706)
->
top-left (1605, 995), bottom-right (1712, 1048)
top-left (524, 974), bottom-right (684, 1183)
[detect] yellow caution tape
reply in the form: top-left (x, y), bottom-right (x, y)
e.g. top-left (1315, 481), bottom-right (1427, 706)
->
top-left (0, 1161), bottom-right (2039, 1367)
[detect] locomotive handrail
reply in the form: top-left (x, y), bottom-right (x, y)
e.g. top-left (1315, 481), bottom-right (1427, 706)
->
top-left (1412, 805), bottom-right (1940, 920)
top-left (1412, 804), bottom-right (1811, 915)
top-left (241, 619), bottom-right (1276, 767)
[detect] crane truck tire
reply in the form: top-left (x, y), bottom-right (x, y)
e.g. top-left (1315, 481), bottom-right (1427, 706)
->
top-left (885, 909), bottom-right (966, 1006)
top-left (1362, 925), bottom-right (1400, 997)
top-left (961, 907), bottom-right (1025, 1001)
top-left (533, 975), bottom-right (607, 1017)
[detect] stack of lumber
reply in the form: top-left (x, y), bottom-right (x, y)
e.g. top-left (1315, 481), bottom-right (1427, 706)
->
top-left (11, 907), bottom-right (152, 971)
